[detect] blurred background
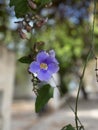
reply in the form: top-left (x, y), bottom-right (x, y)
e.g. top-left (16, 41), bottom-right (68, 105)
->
top-left (0, 0), bottom-right (98, 130)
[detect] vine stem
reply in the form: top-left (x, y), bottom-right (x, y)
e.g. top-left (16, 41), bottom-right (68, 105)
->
top-left (75, 0), bottom-right (96, 130)
top-left (75, 49), bottom-right (92, 130)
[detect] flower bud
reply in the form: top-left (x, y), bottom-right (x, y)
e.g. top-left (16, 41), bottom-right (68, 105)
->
top-left (25, 24), bottom-right (32, 32)
top-left (45, 2), bottom-right (53, 8)
top-left (27, 0), bottom-right (37, 10)
top-left (35, 15), bottom-right (42, 20)
top-left (18, 28), bottom-right (27, 39)
top-left (35, 18), bottom-right (48, 28)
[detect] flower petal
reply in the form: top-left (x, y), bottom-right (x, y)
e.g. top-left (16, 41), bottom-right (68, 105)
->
top-left (29, 61), bottom-right (40, 73)
top-left (49, 50), bottom-right (55, 57)
top-left (37, 70), bottom-right (51, 81)
top-left (52, 58), bottom-right (59, 64)
top-left (36, 51), bottom-right (48, 63)
top-left (45, 56), bottom-right (59, 64)
top-left (48, 63), bottom-right (59, 74)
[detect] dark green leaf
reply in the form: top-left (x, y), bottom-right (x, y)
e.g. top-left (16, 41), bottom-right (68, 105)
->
top-left (9, 0), bottom-right (52, 18)
top-left (61, 124), bottom-right (75, 130)
top-left (18, 56), bottom-right (33, 64)
top-left (9, 0), bottom-right (30, 18)
top-left (35, 84), bottom-right (54, 113)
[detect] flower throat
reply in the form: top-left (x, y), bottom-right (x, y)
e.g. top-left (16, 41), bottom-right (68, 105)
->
top-left (40, 63), bottom-right (48, 70)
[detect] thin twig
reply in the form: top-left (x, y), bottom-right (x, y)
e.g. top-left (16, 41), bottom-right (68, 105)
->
top-left (75, 0), bottom-right (96, 130)
top-left (75, 50), bottom-right (91, 130)
top-left (67, 103), bottom-right (84, 128)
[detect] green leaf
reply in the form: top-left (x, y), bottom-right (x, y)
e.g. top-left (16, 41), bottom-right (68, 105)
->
top-left (35, 84), bottom-right (54, 113)
top-left (9, 0), bottom-right (30, 18)
top-left (9, 0), bottom-right (53, 18)
top-left (18, 56), bottom-right (33, 64)
top-left (61, 124), bottom-right (75, 130)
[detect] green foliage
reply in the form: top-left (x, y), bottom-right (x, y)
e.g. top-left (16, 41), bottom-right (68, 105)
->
top-left (9, 0), bottom-right (52, 18)
top-left (35, 84), bottom-right (54, 112)
top-left (37, 23), bottom-right (83, 66)
top-left (18, 55), bottom-right (33, 64)
top-left (61, 124), bottom-right (75, 130)
top-left (10, 0), bottom-right (30, 18)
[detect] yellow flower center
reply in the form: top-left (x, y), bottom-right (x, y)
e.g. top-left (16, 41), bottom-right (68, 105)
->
top-left (40, 63), bottom-right (48, 70)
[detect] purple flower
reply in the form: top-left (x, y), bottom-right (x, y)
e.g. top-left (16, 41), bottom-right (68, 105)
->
top-left (29, 50), bottom-right (59, 81)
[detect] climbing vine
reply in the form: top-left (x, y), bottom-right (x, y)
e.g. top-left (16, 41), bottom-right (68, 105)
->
top-left (9, 0), bottom-right (97, 130)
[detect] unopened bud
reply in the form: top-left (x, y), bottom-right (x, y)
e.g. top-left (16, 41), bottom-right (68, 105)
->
top-left (25, 24), bottom-right (32, 32)
top-left (35, 15), bottom-right (42, 20)
top-left (18, 29), bottom-right (27, 39)
top-left (45, 2), bottom-right (53, 7)
top-left (27, 0), bottom-right (37, 10)
top-left (35, 18), bottom-right (48, 28)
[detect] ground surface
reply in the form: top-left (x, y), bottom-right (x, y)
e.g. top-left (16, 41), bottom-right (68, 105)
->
top-left (11, 98), bottom-right (98, 130)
